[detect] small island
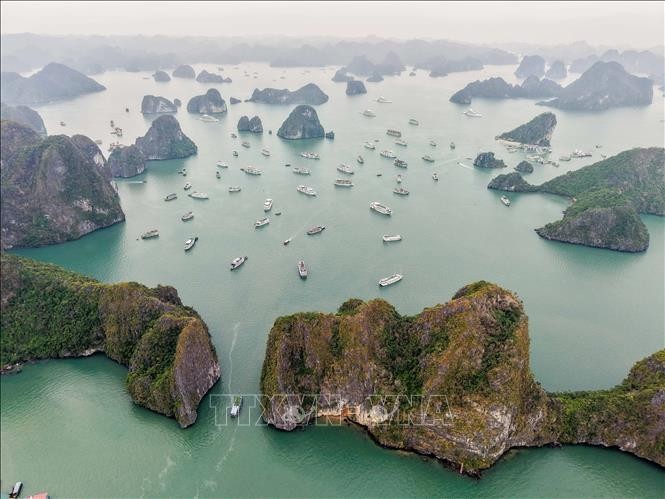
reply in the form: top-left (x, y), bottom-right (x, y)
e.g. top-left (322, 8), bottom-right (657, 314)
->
top-left (247, 83), bottom-right (329, 105)
top-left (196, 70), bottom-right (231, 83)
top-left (496, 112), bottom-right (557, 147)
top-left (332, 68), bottom-right (353, 82)
top-left (450, 76), bottom-right (561, 105)
top-left (515, 55), bottom-right (546, 78)
top-left (153, 70), bottom-right (171, 82)
top-left (487, 148), bottom-right (664, 252)
top-left (237, 115), bottom-right (263, 133)
top-left (277, 105), bottom-right (324, 140)
top-left (141, 95), bottom-right (178, 114)
top-left (260, 282), bottom-right (665, 474)
top-left (473, 152), bottom-right (507, 169)
top-left (172, 64), bottom-right (196, 79)
top-left (1, 121), bottom-right (124, 249)
top-left (1, 254), bottom-right (221, 428)
top-left (108, 144), bottom-right (146, 178)
top-left (346, 80), bottom-right (367, 95)
top-left (0, 102), bottom-right (47, 135)
top-left (187, 88), bottom-right (227, 114)
top-left (135, 115), bottom-right (197, 160)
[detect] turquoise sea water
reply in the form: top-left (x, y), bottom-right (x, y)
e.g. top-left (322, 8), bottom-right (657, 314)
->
top-left (1, 63), bottom-right (664, 497)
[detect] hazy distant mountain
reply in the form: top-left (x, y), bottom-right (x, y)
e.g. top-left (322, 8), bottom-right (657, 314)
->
top-left (0, 63), bottom-right (105, 105)
top-left (570, 49), bottom-right (665, 76)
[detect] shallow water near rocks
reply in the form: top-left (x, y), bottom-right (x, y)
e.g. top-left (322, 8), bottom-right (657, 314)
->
top-left (2, 63), bottom-right (664, 497)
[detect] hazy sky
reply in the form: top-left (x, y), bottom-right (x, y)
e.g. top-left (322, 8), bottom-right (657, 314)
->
top-left (1, 1), bottom-right (663, 48)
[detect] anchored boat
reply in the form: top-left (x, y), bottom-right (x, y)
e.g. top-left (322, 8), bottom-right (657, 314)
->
top-left (297, 185), bottom-right (317, 196)
top-left (382, 234), bottom-right (402, 242)
top-left (386, 129), bottom-right (402, 137)
top-left (164, 193), bottom-right (177, 201)
top-left (379, 273), bottom-right (403, 287)
top-left (264, 198), bottom-right (273, 211)
top-left (292, 167), bottom-right (311, 175)
top-left (188, 191), bottom-right (209, 199)
top-left (370, 201), bottom-right (392, 215)
top-left (255, 217), bottom-right (270, 228)
top-left (228, 186), bottom-right (242, 193)
top-left (393, 187), bottom-right (410, 196)
top-left (501, 195), bottom-right (511, 207)
top-left (337, 164), bottom-right (354, 175)
top-left (394, 159), bottom-right (408, 168)
top-left (181, 211), bottom-right (194, 221)
top-left (408, 118), bottom-right (419, 125)
top-left (380, 150), bottom-right (396, 159)
top-left (357, 155), bottom-right (364, 164)
top-left (334, 179), bottom-right (354, 187)
top-left (306, 225), bottom-right (326, 235)
top-left (422, 155), bottom-right (435, 163)
top-left (184, 237), bottom-right (198, 251)
top-left (241, 166), bottom-right (262, 175)
top-left (230, 256), bottom-right (248, 270)
top-left (298, 260), bottom-right (308, 279)
top-left (230, 396), bottom-right (243, 417)
top-left (141, 229), bottom-right (159, 239)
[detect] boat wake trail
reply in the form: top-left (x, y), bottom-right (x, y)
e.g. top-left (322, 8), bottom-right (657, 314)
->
top-left (457, 162), bottom-right (473, 170)
top-left (216, 426), bottom-right (238, 472)
top-left (226, 322), bottom-right (241, 391)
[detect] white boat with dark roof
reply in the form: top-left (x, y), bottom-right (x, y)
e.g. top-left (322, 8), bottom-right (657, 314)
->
top-left (241, 166), bottom-right (262, 175)
top-left (230, 256), bottom-right (247, 270)
top-left (164, 193), bottom-right (177, 201)
top-left (394, 159), bottom-right (408, 168)
top-left (380, 150), bottom-right (396, 159)
top-left (264, 198), bottom-right (273, 211)
top-left (395, 138), bottom-right (408, 147)
top-left (184, 237), bottom-right (198, 251)
top-left (393, 187), bottom-right (410, 196)
top-left (228, 186), bottom-right (242, 192)
top-left (298, 260), bottom-right (308, 279)
top-left (255, 217), bottom-right (270, 228)
top-left (379, 273), bottom-right (403, 287)
top-left (334, 179), bottom-right (354, 187)
top-left (382, 234), bottom-right (402, 242)
top-left (188, 191), bottom-right (209, 199)
top-left (181, 211), bottom-right (194, 221)
top-left (363, 141), bottom-right (376, 150)
top-left (370, 202), bottom-right (392, 215)
top-left (362, 109), bottom-right (376, 117)
top-left (408, 118), bottom-right (419, 125)
top-left (297, 185), bottom-right (317, 196)
top-left (337, 164), bottom-right (354, 175)
top-left (306, 225), bottom-right (326, 235)
top-left (141, 229), bottom-right (159, 239)
top-left (292, 167), bottom-right (311, 175)
top-left (386, 129), bottom-right (402, 137)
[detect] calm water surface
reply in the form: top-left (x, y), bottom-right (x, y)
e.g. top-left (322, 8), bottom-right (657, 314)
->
top-left (2, 63), bottom-right (664, 497)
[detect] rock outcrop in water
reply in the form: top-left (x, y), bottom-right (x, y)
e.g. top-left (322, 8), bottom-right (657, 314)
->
top-left (346, 80), bottom-right (367, 95)
top-left (172, 65), bottom-right (195, 79)
top-left (473, 152), bottom-right (507, 169)
top-left (545, 60), bottom-right (567, 80)
top-left (248, 83), bottom-right (329, 105)
top-left (366, 72), bottom-right (384, 82)
top-left (0, 102), bottom-right (47, 135)
top-left (237, 115), bottom-right (263, 133)
top-left (496, 112), bottom-right (557, 147)
top-left (108, 144), bottom-right (146, 178)
top-left (0, 254), bottom-right (221, 428)
top-left (196, 70), bottom-right (231, 83)
top-left (141, 95), bottom-right (178, 114)
top-left (515, 55), bottom-right (546, 79)
top-left (539, 62), bottom-right (653, 111)
top-left (0, 63), bottom-right (105, 105)
top-left (260, 281), bottom-right (665, 473)
top-left (186, 89), bottom-right (227, 114)
top-left (514, 161), bottom-right (534, 174)
top-left (277, 105), bottom-right (324, 140)
top-left (153, 70), bottom-right (171, 82)
top-left (450, 76), bottom-right (562, 105)
top-left (332, 68), bottom-right (353, 82)
top-left (0, 121), bottom-right (124, 249)
top-left (488, 148), bottom-right (664, 252)
top-left (135, 115), bottom-right (197, 160)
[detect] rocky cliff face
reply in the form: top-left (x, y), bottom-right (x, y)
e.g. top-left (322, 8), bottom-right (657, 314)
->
top-left (1, 121), bottom-right (124, 249)
top-left (540, 61), bottom-right (653, 111)
top-left (332, 68), bottom-right (353, 82)
top-left (0, 103), bottom-right (47, 135)
top-left (108, 144), bottom-right (146, 178)
top-left (1, 254), bottom-right (221, 428)
top-left (229, 97), bottom-right (241, 105)
top-left (135, 115), bottom-right (197, 160)
top-left (346, 80), bottom-right (367, 95)
top-left (172, 65), bottom-right (195, 78)
top-left (277, 105), bottom-right (324, 140)
top-left (366, 72), bottom-right (384, 82)
top-left (515, 55), bottom-right (546, 79)
top-left (237, 115), bottom-right (263, 133)
top-left (153, 70), bottom-right (171, 82)
top-left (260, 283), bottom-right (665, 473)
top-left (473, 152), bottom-right (507, 169)
top-left (514, 161), bottom-right (534, 174)
top-left (141, 95), bottom-right (178, 114)
top-left (196, 70), bottom-right (231, 83)
top-left (0, 63), bottom-right (105, 105)
top-left (187, 89), bottom-right (227, 114)
top-left (248, 83), bottom-right (329, 105)
top-left (488, 172), bottom-right (536, 192)
top-left (496, 112), bottom-right (557, 147)
top-left (545, 61), bottom-right (567, 80)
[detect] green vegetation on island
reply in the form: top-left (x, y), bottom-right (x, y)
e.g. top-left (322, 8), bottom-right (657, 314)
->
top-left (487, 148), bottom-right (664, 252)
top-left (0, 254), bottom-right (220, 427)
top-left (260, 282), bottom-right (665, 474)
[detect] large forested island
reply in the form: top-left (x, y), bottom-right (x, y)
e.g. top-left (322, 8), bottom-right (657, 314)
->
top-left (260, 281), bottom-right (665, 474)
top-left (1, 254), bottom-right (221, 428)
top-left (488, 148), bottom-right (664, 252)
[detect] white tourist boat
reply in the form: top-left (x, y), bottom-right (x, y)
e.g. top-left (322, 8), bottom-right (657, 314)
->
top-left (292, 167), bottom-right (311, 175)
top-left (363, 142), bottom-right (376, 150)
top-left (164, 193), bottom-right (177, 201)
top-left (241, 166), bottom-right (262, 175)
top-left (233, 150), bottom-right (239, 157)
top-left (255, 217), bottom-right (270, 228)
top-left (334, 179), bottom-right (354, 187)
top-left (386, 129), bottom-right (402, 137)
top-left (181, 211), bottom-right (194, 221)
top-left (408, 118), bottom-right (419, 125)
top-left (228, 186), bottom-right (242, 193)
top-left (432, 172), bottom-right (439, 181)
top-left (376, 96), bottom-right (392, 103)
top-left (141, 229), bottom-right (159, 239)
top-left (357, 155), bottom-right (364, 164)
top-left (261, 148), bottom-right (270, 157)
top-left (450, 141), bottom-right (456, 149)
top-left (380, 150), bottom-right (396, 159)
top-left (298, 260), bottom-right (308, 279)
top-left (429, 140), bottom-right (437, 147)
top-left (216, 161), bottom-right (228, 168)
top-left (393, 187), bottom-right (410, 196)
top-left (230, 256), bottom-right (247, 270)
top-left (501, 195), bottom-right (511, 207)
top-left (395, 138), bottom-right (408, 147)
top-left (370, 201), bottom-right (392, 215)
top-left (394, 159), bottom-right (408, 168)
top-left (300, 152), bottom-right (320, 160)
top-left (337, 164), bottom-right (354, 175)
top-left (396, 174), bottom-right (402, 183)
top-left (362, 109), bottom-right (376, 117)
top-left (241, 141), bottom-right (251, 148)
top-left (188, 191), bottom-right (209, 199)
top-left (199, 114), bottom-right (219, 122)
top-left (571, 149), bottom-right (592, 158)
top-left (306, 225), bottom-right (326, 235)
top-left (422, 155), bottom-right (435, 163)
top-left (184, 237), bottom-right (198, 251)
top-left (264, 198), bottom-right (273, 211)
top-left (183, 182), bottom-right (192, 190)
top-left (297, 185), bottom-right (317, 196)
top-left (379, 273), bottom-right (403, 287)
top-left (463, 108), bottom-right (483, 118)
top-left (230, 396), bottom-right (243, 417)
top-left (382, 234), bottom-right (402, 242)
